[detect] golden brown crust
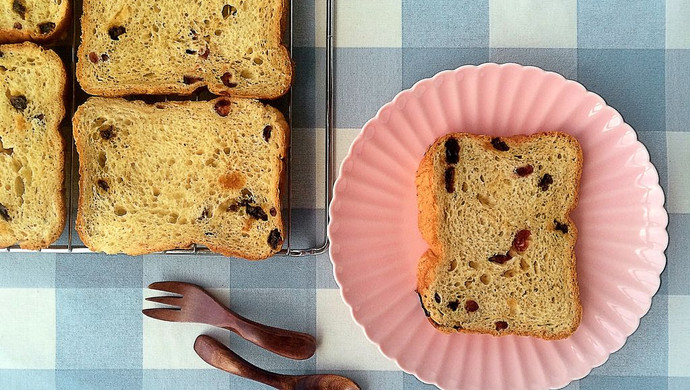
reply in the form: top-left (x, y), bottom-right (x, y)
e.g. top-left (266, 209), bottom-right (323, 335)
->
top-left (76, 0), bottom-right (292, 99)
top-left (415, 131), bottom-right (583, 340)
top-left (73, 97), bottom-right (287, 259)
top-left (0, 42), bottom-right (66, 250)
top-left (0, 1), bottom-right (71, 44)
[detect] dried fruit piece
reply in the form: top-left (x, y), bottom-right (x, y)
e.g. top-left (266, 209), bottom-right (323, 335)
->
top-left (491, 137), bottom-right (509, 151)
top-left (554, 220), bottom-right (569, 233)
top-left (199, 46), bottom-right (210, 59)
top-left (14, 22), bottom-right (22, 30)
top-left (97, 180), bottom-right (109, 191)
top-left (214, 100), bottom-right (231, 117)
top-left (189, 29), bottom-right (198, 40)
top-left (267, 228), bottom-right (282, 250)
top-left (222, 4), bottom-right (237, 18)
top-left (240, 188), bottom-right (255, 203)
top-left (10, 95), bottom-right (28, 111)
top-left (515, 164), bottom-right (533, 177)
top-left (227, 204), bottom-right (239, 212)
top-left (183, 75), bottom-right (203, 84)
top-left (221, 72), bottom-right (238, 88)
top-left (0, 203), bottom-right (11, 221)
top-left (447, 301), bottom-right (459, 311)
top-left (495, 321), bottom-right (509, 331)
top-left (185, 49), bottom-right (197, 55)
top-left (101, 53), bottom-right (110, 62)
top-left (108, 26), bottom-right (126, 40)
top-left (444, 137), bottom-right (460, 164)
top-left (488, 253), bottom-right (512, 264)
top-left (512, 229), bottom-right (531, 252)
top-left (245, 204), bottom-right (268, 221)
top-left (444, 167), bottom-right (455, 193)
top-left (465, 300), bottom-right (479, 312)
top-left (539, 174), bottom-right (553, 191)
top-left (262, 125), bottom-right (272, 142)
top-left (434, 293), bottom-right (441, 303)
top-left (89, 52), bottom-right (99, 64)
top-left (12, 0), bottom-right (25, 19)
top-left (99, 126), bottom-right (115, 140)
top-left (269, 207), bottom-right (277, 217)
top-left (38, 22), bottom-right (55, 34)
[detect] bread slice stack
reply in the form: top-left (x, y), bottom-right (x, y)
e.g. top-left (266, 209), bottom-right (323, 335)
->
top-left (0, 0), bottom-right (71, 43)
top-left (76, 0), bottom-right (292, 99)
top-left (416, 132), bottom-right (582, 339)
top-left (0, 42), bottom-right (66, 249)
top-left (73, 0), bottom-right (291, 258)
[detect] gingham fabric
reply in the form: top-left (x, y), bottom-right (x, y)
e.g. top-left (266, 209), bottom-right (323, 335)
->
top-left (1, 1), bottom-right (688, 389)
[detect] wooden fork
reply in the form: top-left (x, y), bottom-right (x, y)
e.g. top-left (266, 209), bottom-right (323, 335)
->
top-left (143, 281), bottom-right (316, 360)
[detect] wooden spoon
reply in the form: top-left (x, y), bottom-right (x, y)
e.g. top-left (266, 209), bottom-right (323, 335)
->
top-left (194, 335), bottom-right (361, 390)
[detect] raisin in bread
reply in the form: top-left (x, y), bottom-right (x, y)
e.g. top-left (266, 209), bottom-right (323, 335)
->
top-left (416, 132), bottom-right (583, 339)
top-left (76, 0), bottom-right (292, 99)
top-left (0, 42), bottom-right (66, 249)
top-left (0, 0), bottom-right (70, 43)
top-left (73, 97), bottom-right (287, 259)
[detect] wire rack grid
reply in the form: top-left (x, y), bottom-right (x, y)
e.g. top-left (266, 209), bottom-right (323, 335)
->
top-left (5, 0), bottom-right (334, 257)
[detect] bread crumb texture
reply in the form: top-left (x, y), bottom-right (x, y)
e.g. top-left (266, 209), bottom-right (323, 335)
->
top-left (0, 0), bottom-right (70, 43)
top-left (77, 0), bottom-right (292, 99)
top-left (416, 132), bottom-right (583, 339)
top-left (0, 42), bottom-right (66, 249)
top-left (73, 97), bottom-right (287, 259)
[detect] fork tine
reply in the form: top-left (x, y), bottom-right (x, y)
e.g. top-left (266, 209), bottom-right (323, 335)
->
top-left (147, 281), bottom-right (188, 295)
top-left (142, 308), bottom-right (182, 322)
top-left (146, 296), bottom-right (183, 307)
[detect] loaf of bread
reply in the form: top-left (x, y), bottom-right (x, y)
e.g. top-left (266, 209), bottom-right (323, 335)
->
top-left (76, 0), bottom-right (292, 99)
top-left (73, 97), bottom-right (287, 259)
top-left (0, 0), bottom-right (70, 43)
top-left (416, 132), bottom-right (583, 339)
top-left (0, 42), bottom-right (65, 249)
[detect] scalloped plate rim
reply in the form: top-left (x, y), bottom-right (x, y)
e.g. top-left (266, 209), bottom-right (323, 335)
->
top-left (328, 63), bottom-right (669, 390)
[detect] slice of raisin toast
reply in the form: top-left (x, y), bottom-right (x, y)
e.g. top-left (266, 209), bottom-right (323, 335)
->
top-left (0, 0), bottom-right (71, 43)
top-left (76, 0), bottom-right (292, 99)
top-left (73, 97), bottom-right (287, 259)
top-left (0, 42), bottom-right (66, 249)
top-left (416, 132), bottom-right (583, 339)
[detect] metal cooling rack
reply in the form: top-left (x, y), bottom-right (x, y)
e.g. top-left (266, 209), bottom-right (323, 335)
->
top-left (5, 0), bottom-right (334, 257)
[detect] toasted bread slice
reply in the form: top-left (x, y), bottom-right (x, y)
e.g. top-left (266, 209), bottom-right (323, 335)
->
top-left (0, 42), bottom-right (66, 249)
top-left (73, 97), bottom-right (288, 259)
top-left (416, 132), bottom-right (582, 339)
top-left (76, 0), bottom-right (292, 99)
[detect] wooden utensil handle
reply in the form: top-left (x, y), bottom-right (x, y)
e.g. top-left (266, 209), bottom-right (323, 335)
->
top-left (195, 335), bottom-right (295, 390)
top-left (222, 311), bottom-right (316, 360)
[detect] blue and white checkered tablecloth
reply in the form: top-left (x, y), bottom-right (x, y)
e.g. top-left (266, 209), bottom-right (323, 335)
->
top-left (1, 1), bottom-right (689, 389)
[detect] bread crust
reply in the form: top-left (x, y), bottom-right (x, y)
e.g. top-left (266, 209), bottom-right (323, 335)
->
top-left (76, 0), bottom-right (292, 99)
top-left (0, 42), bottom-right (66, 249)
top-left (73, 97), bottom-right (287, 259)
top-left (416, 132), bottom-right (583, 340)
top-left (0, 1), bottom-right (72, 44)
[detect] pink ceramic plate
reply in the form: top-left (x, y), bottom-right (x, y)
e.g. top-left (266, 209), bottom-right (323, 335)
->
top-left (328, 63), bottom-right (668, 390)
